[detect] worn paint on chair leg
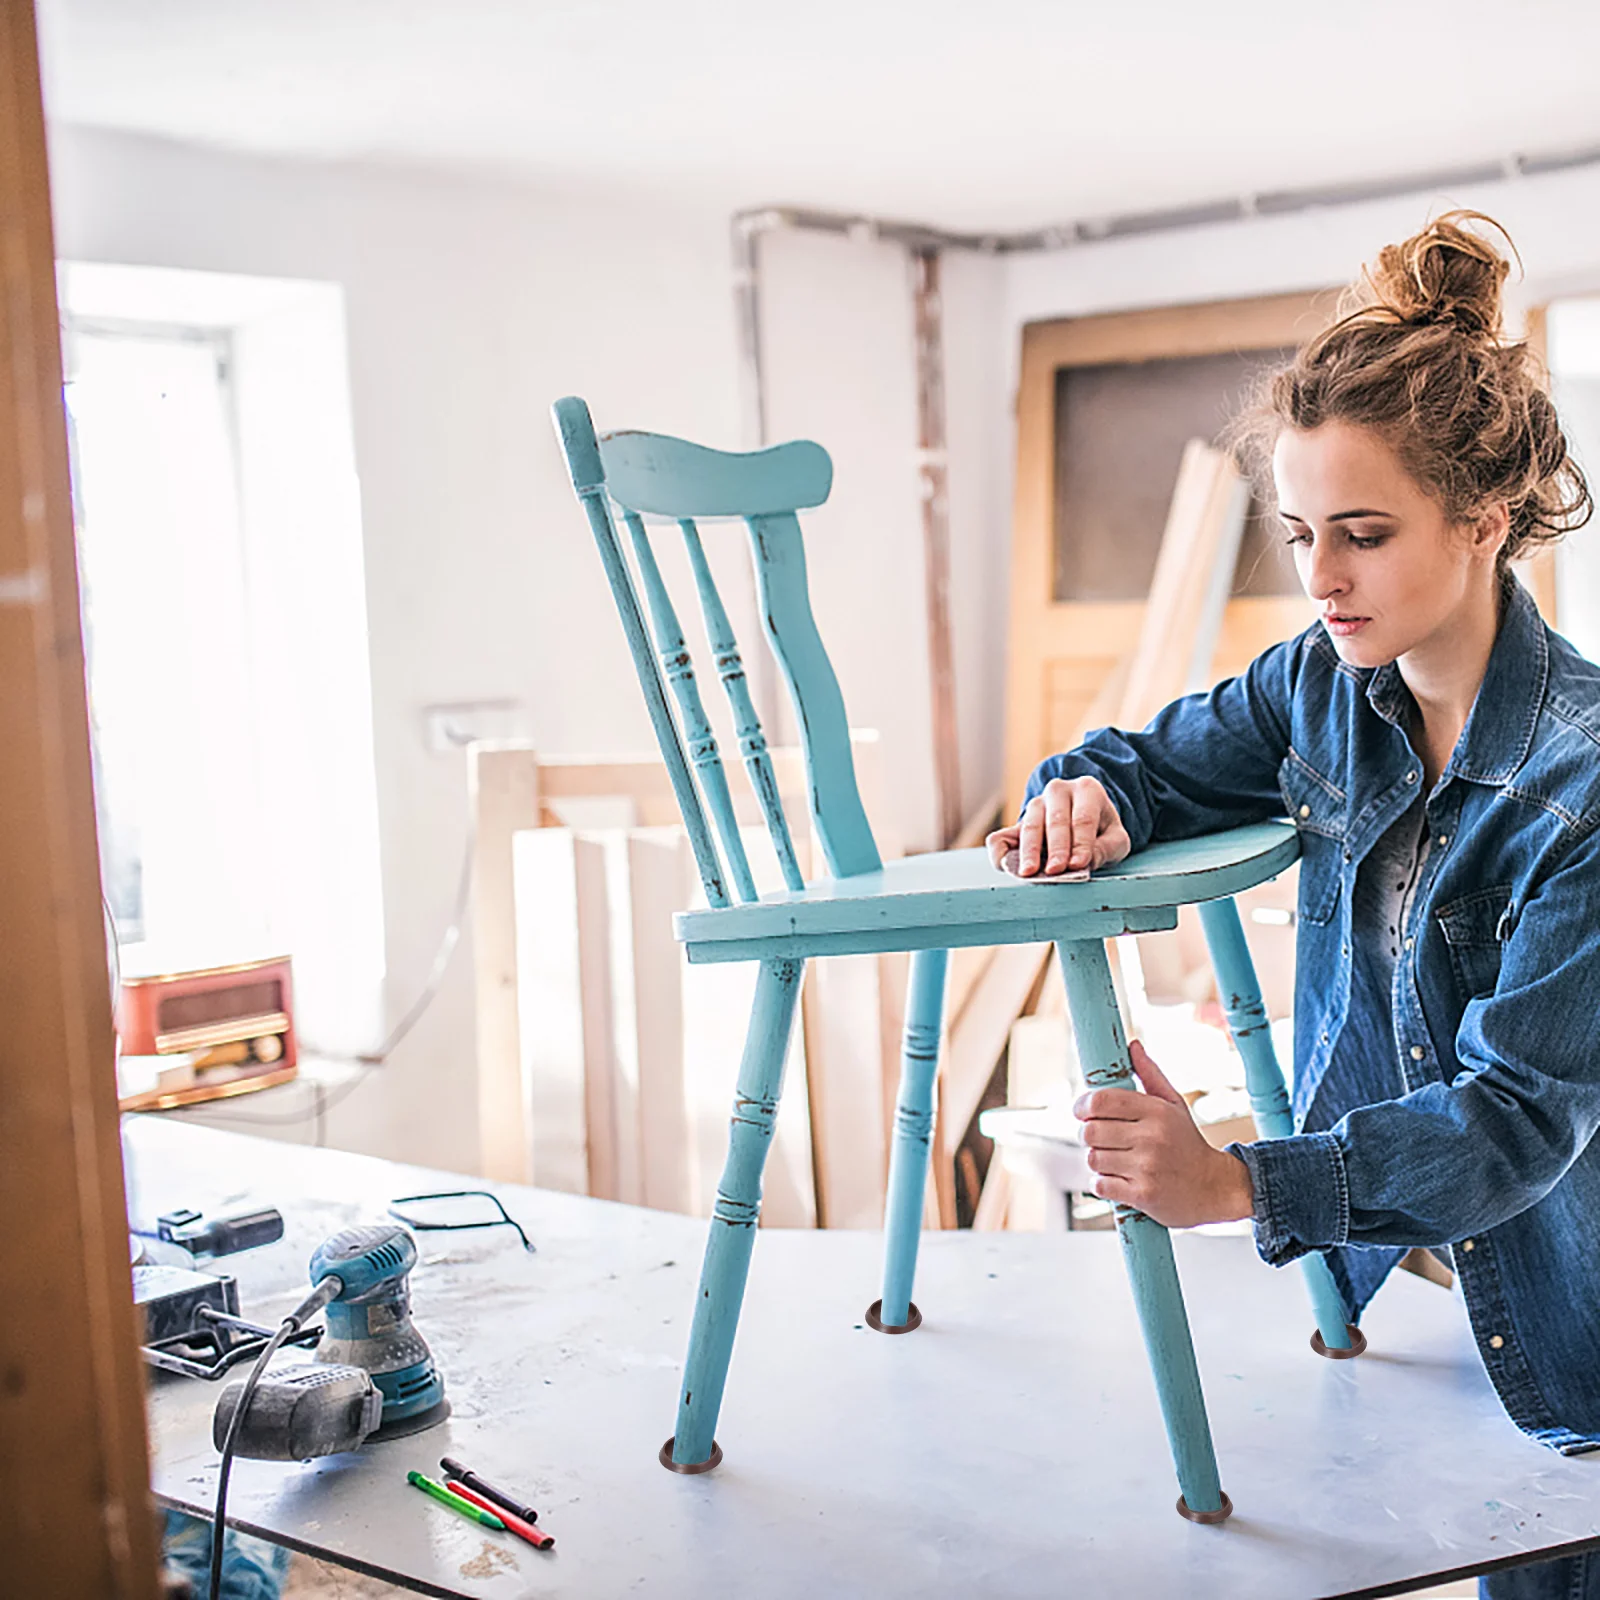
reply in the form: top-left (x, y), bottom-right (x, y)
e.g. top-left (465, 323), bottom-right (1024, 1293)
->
top-left (671, 958), bottom-right (804, 1467)
top-left (878, 947), bottom-right (949, 1329)
top-left (1056, 939), bottom-right (1229, 1518)
top-left (1196, 899), bottom-right (1357, 1354)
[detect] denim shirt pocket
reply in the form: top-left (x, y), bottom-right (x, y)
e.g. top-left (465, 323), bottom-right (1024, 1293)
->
top-left (1435, 884), bottom-right (1514, 1001)
top-left (1279, 750), bottom-right (1345, 925)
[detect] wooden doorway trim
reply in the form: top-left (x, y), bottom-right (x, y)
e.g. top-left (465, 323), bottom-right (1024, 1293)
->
top-left (1519, 303), bottom-right (1559, 624)
top-left (0, 1), bottom-right (160, 1592)
top-left (1002, 290), bottom-right (1331, 812)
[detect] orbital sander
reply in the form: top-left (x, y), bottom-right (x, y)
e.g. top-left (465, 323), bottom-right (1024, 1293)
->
top-left (214, 1221), bottom-right (448, 1460)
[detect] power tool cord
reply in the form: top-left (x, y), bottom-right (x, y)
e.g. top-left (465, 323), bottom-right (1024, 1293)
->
top-left (206, 1317), bottom-right (292, 1600)
top-left (207, 1278), bottom-right (340, 1600)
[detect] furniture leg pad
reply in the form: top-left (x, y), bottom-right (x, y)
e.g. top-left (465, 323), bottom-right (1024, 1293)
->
top-left (1310, 1323), bottom-right (1368, 1360)
top-left (1176, 1491), bottom-right (1234, 1524)
top-left (659, 1438), bottom-right (723, 1474)
top-left (865, 1299), bottom-right (922, 1334)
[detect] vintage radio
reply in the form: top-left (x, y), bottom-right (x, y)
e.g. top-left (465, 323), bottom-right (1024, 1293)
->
top-left (117, 954), bottom-right (297, 1111)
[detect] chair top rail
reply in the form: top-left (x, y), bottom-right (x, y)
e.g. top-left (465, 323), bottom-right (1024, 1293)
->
top-left (600, 430), bottom-right (832, 519)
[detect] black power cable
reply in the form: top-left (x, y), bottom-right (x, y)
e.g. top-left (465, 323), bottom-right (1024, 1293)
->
top-left (206, 1317), bottom-right (293, 1600)
top-left (387, 1190), bottom-right (536, 1253)
top-left (207, 1277), bottom-right (340, 1600)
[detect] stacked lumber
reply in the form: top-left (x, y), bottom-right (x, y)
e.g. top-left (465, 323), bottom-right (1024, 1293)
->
top-left (470, 734), bottom-right (898, 1230)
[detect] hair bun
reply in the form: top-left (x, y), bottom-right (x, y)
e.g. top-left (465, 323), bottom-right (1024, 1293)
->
top-left (1359, 210), bottom-right (1514, 341)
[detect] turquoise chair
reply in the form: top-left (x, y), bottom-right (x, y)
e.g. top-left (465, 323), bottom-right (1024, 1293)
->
top-left (551, 397), bottom-right (1358, 1522)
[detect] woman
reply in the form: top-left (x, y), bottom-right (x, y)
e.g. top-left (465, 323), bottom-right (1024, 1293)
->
top-left (988, 213), bottom-right (1599, 1599)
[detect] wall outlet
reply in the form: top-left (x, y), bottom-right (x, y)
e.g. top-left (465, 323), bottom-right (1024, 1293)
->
top-left (422, 699), bottom-right (527, 753)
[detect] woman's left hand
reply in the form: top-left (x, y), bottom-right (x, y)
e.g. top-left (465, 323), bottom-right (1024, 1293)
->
top-left (1073, 1041), bottom-right (1257, 1229)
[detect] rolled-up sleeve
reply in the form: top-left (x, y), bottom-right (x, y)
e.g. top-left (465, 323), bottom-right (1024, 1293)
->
top-left (1230, 1133), bottom-right (1349, 1266)
top-left (1233, 826), bottom-right (1600, 1260)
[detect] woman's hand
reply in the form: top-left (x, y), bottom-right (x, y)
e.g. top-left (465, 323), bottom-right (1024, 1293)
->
top-left (987, 776), bottom-right (1132, 877)
top-left (1073, 1042), bottom-right (1256, 1229)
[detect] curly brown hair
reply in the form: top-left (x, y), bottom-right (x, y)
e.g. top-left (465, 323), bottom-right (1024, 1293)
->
top-left (1233, 210), bottom-right (1592, 565)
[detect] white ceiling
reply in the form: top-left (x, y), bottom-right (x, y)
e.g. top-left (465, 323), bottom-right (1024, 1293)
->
top-left (36, 0), bottom-right (1600, 232)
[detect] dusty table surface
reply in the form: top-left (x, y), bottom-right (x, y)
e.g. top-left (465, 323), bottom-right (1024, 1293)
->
top-left (129, 1116), bottom-right (1600, 1599)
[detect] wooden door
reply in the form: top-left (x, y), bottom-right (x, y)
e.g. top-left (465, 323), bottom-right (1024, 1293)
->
top-left (1003, 292), bottom-right (1330, 812)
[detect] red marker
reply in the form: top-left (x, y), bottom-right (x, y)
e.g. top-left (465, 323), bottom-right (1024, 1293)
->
top-left (445, 1479), bottom-right (554, 1550)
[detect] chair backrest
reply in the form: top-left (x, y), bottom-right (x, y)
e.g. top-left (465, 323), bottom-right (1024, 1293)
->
top-left (551, 396), bottom-right (881, 908)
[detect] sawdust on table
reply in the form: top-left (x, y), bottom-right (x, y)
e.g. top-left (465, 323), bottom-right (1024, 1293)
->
top-left (459, 1541), bottom-right (519, 1579)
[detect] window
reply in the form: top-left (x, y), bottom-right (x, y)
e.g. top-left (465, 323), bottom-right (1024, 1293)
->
top-left (61, 263), bottom-right (385, 1054)
top-left (67, 318), bottom-right (267, 951)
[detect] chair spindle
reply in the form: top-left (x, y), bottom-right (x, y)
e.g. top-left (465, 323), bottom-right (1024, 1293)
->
top-left (551, 397), bottom-right (730, 908)
top-left (678, 518), bottom-right (805, 894)
top-left (620, 511), bottom-right (760, 904)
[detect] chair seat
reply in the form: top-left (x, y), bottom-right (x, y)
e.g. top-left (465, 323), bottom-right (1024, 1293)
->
top-left (675, 821), bottom-right (1299, 963)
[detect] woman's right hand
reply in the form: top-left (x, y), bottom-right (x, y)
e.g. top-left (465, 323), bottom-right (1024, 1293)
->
top-left (986, 776), bottom-right (1132, 878)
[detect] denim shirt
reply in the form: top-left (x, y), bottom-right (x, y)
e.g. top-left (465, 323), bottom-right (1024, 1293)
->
top-left (1025, 576), bottom-right (1600, 1455)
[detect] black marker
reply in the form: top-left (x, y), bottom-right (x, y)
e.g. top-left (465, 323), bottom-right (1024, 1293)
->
top-left (440, 1457), bottom-right (540, 1525)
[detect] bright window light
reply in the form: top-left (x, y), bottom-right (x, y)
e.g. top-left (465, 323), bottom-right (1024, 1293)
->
top-left (67, 320), bottom-right (271, 955)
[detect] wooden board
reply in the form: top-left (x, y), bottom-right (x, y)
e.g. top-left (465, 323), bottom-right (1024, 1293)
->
top-left (512, 829), bottom-right (614, 1195)
top-left (0, 1), bottom-right (161, 1587)
top-left (1116, 439), bottom-right (1250, 729)
top-left (472, 743), bottom-right (544, 1182)
top-left (628, 828), bottom-right (697, 1214)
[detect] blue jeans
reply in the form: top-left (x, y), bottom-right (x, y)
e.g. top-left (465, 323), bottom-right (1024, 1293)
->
top-left (161, 1509), bottom-right (291, 1600)
top-left (1483, 1550), bottom-right (1600, 1599)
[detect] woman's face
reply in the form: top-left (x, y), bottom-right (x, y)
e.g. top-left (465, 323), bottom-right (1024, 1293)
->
top-left (1271, 421), bottom-right (1505, 670)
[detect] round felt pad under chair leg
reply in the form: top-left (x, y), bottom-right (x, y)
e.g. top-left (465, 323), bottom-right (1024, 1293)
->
top-left (659, 1438), bottom-right (723, 1475)
top-left (1176, 1491), bottom-right (1234, 1524)
top-left (865, 1298), bottom-right (922, 1334)
top-left (1310, 1323), bottom-right (1368, 1359)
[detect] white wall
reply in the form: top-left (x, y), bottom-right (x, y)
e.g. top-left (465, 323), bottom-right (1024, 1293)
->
top-left (756, 230), bottom-right (1011, 847)
top-left (49, 126), bottom-right (749, 1172)
top-left (48, 125), bottom-right (1012, 1172)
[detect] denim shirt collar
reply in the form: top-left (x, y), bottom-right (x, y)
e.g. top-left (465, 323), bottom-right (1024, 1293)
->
top-left (1359, 574), bottom-right (1547, 788)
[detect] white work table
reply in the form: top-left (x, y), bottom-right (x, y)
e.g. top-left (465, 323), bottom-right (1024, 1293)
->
top-left (128, 1117), bottom-right (1600, 1598)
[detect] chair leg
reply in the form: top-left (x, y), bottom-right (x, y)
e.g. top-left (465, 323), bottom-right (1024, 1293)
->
top-left (664, 957), bottom-right (804, 1473)
top-left (1057, 938), bottom-right (1232, 1522)
top-left (874, 946), bottom-right (949, 1333)
top-left (1195, 898), bottom-right (1365, 1358)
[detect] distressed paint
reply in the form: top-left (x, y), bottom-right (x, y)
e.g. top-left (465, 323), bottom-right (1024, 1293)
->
top-left (672, 957), bottom-right (804, 1465)
top-left (551, 396), bottom-right (729, 907)
top-left (746, 511), bottom-right (882, 880)
top-left (599, 429), bottom-right (831, 518)
top-left (621, 509), bottom-right (759, 903)
top-left (675, 824), bottom-right (1296, 955)
top-left (1197, 897), bottom-right (1354, 1351)
top-left (879, 946), bottom-right (949, 1326)
top-left (679, 517), bottom-right (804, 892)
top-left (1057, 937), bottom-right (1228, 1518)
top-left (680, 902), bottom-right (1180, 965)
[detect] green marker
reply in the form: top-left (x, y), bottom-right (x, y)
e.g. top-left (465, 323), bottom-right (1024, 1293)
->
top-left (407, 1469), bottom-right (507, 1529)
